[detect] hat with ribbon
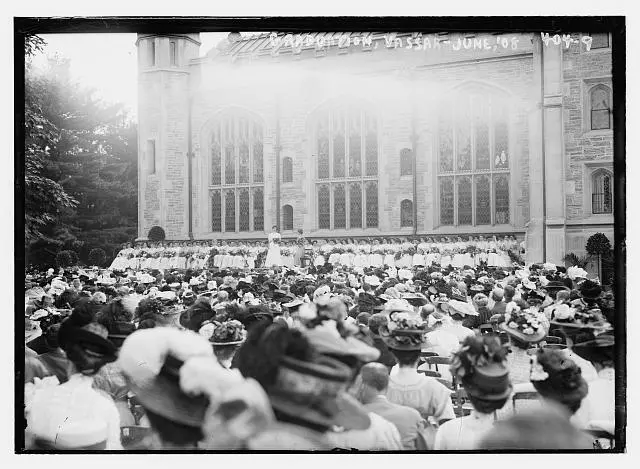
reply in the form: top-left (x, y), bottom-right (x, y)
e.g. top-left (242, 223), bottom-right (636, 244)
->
top-left (265, 354), bottom-right (371, 431)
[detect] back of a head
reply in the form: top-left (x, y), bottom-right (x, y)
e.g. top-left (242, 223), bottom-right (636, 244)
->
top-left (491, 288), bottom-right (504, 302)
top-left (556, 290), bottom-right (570, 303)
top-left (478, 408), bottom-right (592, 450)
top-left (420, 304), bottom-right (435, 321)
top-left (356, 312), bottom-right (371, 326)
top-left (234, 322), bottom-right (315, 389)
top-left (368, 313), bottom-right (388, 335)
top-left (359, 362), bottom-right (389, 392)
top-left (504, 285), bottom-right (516, 300)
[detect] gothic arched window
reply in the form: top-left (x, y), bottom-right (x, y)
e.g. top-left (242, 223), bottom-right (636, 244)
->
top-left (282, 204), bottom-right (294, 231)
top-left (208, 109), bottom-right (265, 233)
top-left (592, 169), bottom-right (613, 214)
top-left (282, 157), bottom-right (293, 183)
top-left (590, 85), bottom-right (612, 130)
top-left (400, 199), bottom-right (413, 227)
top-left (211, 190), bottom-right (221, 232)
top-left (400, 148), bottom-right (413, 176)
top-left (225, 190), bottom-right (236, 233)
top-left (437, 87), bottom-right (511, 226)
top-left (313, 103), bottom-right (378, 230)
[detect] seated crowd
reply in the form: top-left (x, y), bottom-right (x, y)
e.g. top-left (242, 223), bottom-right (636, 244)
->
top-left (109, 235), bottom-right (522, 272)
top-left (23, 241), bottom-right (616, 451)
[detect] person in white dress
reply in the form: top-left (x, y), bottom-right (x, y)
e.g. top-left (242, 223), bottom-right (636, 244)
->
top-left (265, 226), bottom-right (282, 268)
top-left (434, 334), bottom-right (512, 450)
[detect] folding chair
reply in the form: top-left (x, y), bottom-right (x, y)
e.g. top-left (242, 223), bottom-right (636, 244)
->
top-left (128, 394), bottom-right (145, 426)
top-left (542, 343), bottom-right (567, 351)
top-left (120, 426), bottom-right (152, 449)
top-left (585, 429), bottom-right (615, 449)
top-left (479, 324), bottom-right (494, 335)
top-left (419, 351), bottom-right (438, 363)
top-left (544, 335), bottom-right (564, 344)
top-left (512, 391), bottom-right (539, 414)
top-left (424, 356), bottom-right (451, 373)
top-left (451, 387), bottom-right (474, 418)
top-left (418, 369), bottom-right (442, 378)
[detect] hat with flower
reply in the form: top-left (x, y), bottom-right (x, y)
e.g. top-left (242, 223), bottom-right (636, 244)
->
top-left (496, 305), bottom-right (548, 344)
top-left (210, 320), bottom-right (247, 346)
top-left (450, 335), bottom-right (512, 401)
top-left (379, 310), bottom-right (428, 351)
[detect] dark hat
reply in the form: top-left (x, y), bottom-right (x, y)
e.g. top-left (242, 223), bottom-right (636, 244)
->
top-left (571, 332), bottom-right (614, 365)
top-left (579, 280), bottom-right (602, 300)
top-left (464, 362), bottom-right (513, 401)
top-left (266, 355), bottom-right (370, 431)
top-left (402, 293), bottom-right (428, 307)
top-left (107, 321), bottom-right (136, 348)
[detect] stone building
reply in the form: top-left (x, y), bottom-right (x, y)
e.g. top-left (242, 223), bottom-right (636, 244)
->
top-left (136, 31), bottom-right (614, 265)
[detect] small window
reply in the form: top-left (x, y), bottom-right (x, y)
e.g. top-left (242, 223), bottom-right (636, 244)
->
top-left (590, 85), bottom-right (612, 130)
top-left (282, 157), bottom-right (293, 183)
top-left (400, 148), bottom-right (413, 176)
top-left (589, 33), bottom-right (610, 50)
top-left (146, 139), bottom-right (156, 175)
top-left (149, 40), bottom-right (156, 67)
top-left (170, 40), bottom-right (177, 66)
top-left (282, 205), bottom-right (294, 231)
top-left (400, 199), bottom-right (413, 227)
top-left (592, 170), bottom-right (613, 214)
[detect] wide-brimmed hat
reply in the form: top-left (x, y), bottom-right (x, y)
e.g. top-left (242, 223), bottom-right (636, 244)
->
top-left (118, 328), bottom-right (215, 428)
top-left (448, 299), bottom-right (479, 317)
top-left (571, 332), bottom-right (614, 364)
top-left (303, 321), bottom-right (380, 363)
top-left (210, 320), bottom-right (247, 346)
top-left (266, 355), bottom-right (370, 431)
top-left (402, 293), bottom-right (428, 307)
top-left (379, 311), bottom-right (428, 351)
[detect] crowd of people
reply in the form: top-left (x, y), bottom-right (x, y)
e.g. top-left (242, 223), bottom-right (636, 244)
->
top-left (108, 231), bottom-right (523, 272)
top-left (23, 233), bottom-right (617, 451)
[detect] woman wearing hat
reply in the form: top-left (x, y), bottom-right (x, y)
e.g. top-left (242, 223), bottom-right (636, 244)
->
top-left (382, 311), bottom-right (455, 425)
top-left (207, 320), bottom-right (247, 369)
top-left (570, 332), bottom-right (615, 432)
top-left (25, 300), bottom-right (121, 450)
top-left (235, 322), bottom-right (372, 450)
top-left (434, 335), bottom-right (512, 450)
top-left (118, 327), bottom-right (273, 449)
top-left (529, 348), bottom-right (591, 432)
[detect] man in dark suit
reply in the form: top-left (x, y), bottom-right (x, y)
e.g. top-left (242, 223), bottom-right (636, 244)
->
top-left (355, 362), bottom-right (425, 450)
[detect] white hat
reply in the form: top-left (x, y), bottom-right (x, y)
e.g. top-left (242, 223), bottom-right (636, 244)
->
top-left (447, 299), bottom-right (479, 316)
top-left (398, 269), bottom-right (413, 280)
top-left (27, 411), bottom-right (109, 449)
top-left (364, 275), bottom-right (381, 287)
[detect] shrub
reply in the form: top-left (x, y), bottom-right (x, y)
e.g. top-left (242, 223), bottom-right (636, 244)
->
top-left (148, 226), bottom-right (166, 242)
top-left (586, 233), bottom-right (612, 257)
top-left (88, 247), bottom-right (107, 267)
top-left (56, 250), bottom-right (79, 267)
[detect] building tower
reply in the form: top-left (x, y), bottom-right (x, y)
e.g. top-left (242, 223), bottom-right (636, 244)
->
top-left (136, 33), bottom-right (201, 240)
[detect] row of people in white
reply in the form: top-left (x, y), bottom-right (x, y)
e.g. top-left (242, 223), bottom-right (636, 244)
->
top-left (109, 236), bottom-right (520, 271)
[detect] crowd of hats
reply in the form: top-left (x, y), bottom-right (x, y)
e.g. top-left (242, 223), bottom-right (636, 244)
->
top-left (23, 237), bottom-right (617, 451)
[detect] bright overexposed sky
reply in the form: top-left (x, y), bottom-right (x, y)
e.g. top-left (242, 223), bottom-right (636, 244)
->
top-left (31, 32), bottom-right (229, 117)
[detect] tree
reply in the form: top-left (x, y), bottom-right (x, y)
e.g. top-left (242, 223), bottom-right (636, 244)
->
top-left (24, 36), bottom-right (78, 251)
top-left (148, 226), bottom-right (166, 242)
top-left (24, 43), bottom-right (138, 268)
top-left (88, 247), bottom-right (107, 267)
